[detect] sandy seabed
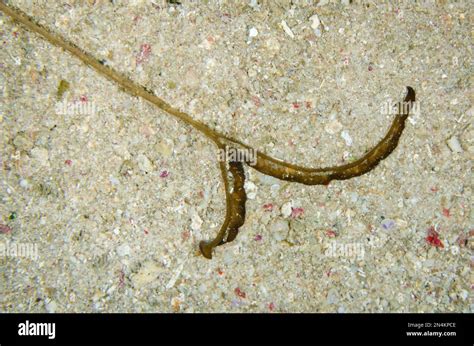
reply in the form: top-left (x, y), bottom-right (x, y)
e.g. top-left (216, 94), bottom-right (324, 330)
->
top-left (0, 0), bottom-right (472, 312)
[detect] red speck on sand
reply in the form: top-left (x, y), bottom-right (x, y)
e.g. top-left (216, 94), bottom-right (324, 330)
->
top-left (263, 203), bottom-right (273, 212)
top-left (326, 230), bottom-right (337, 238)
top-left (254, 234), bottom-right (262, 241)
top-left (160, 170), bottom-right (169, 178)
top-left (442, 208), bottom-right (450, 217)
top-left (426, 227), bottom-right (444, 248)
top-left (234, 287), bottom-right (246, 299)
top-left (268, 302), bottom-right (275, 311)
top-left (64, 159), bottom-right (72, 166)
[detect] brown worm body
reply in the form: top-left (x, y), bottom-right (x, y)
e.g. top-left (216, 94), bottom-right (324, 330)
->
top-left (225, 161), bottom-right (247, 242)
top-left (199, 160), bottom-right (247, 259)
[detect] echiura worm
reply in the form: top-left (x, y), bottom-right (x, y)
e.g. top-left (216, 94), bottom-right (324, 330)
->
top-left (0, 2), bottom-right (416, 259)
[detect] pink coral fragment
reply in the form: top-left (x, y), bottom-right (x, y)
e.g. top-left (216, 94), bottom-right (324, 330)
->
top-left (290, 207), bottom-right (304, 218)
top-left (136, 43), bottom-right (152, 65)
top-left (0, 224), bottom-right (12, 234)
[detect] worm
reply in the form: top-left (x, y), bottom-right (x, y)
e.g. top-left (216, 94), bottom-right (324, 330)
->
top-left (0, 2), bottom-right (416, 259)
top-left (199, 157), bottom-right (247, 259)
top-left (198, 88), bottom-right (415, 258)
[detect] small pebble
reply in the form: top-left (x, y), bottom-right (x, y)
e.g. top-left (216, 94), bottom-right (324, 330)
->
top-left (341, 130), bottom-right (353, 146)
top-left (244, 181), bottom-right (257, 199)
top-left (109, 176), bottom-right (120, 185)
top-left (249, 0), bottom-right (259, 9)
top-left (45, 299), bottom-right (57, 313)
top-left (270, 220), bottom-right (289, 241)
top-left (190, 212), bottom-right (203, 231)
top-left (248, 27), bottom-right (258, 41)
top-left (309, 14), bottom-right (320, 29)
top-left (198, 283), bottom-right (207, 294)
top-left (281, 20), bottom-right (295, 39)
top-left (270, 184), bottom-right (280, 196)
top-left (19, 178), bottom-right (29, 189)
top-left (381, 219), bottom-right (395, 230)
top-left (281, 202), bottom-right (292, 218)
top-left (116, 244), bottom-right (131, 257)
top-left (327, 288), bottom-right (339, 305)
top-left (447, 136), bottom-right (463, 153)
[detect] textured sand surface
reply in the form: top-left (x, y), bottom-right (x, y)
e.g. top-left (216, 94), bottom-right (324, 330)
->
top-left (0, 0), bottom-right (472, 312)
